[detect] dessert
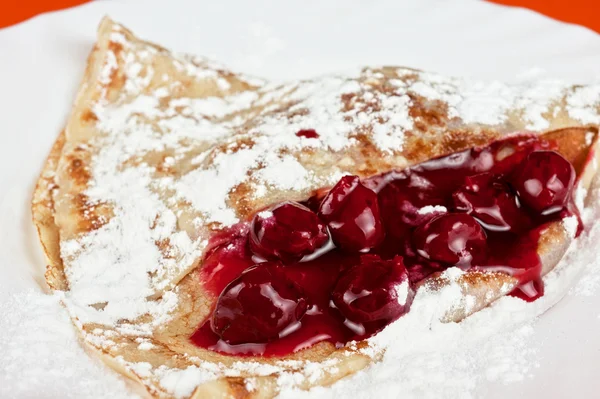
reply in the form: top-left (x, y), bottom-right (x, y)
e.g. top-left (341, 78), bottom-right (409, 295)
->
top-left (31, 17), bottom-right (600, 398)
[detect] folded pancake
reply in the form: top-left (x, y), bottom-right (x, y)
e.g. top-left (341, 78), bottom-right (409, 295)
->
top-left (32, 17), bottom-right (600, 398)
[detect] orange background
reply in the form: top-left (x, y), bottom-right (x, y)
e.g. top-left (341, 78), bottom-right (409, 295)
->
top-left (0, 0), bottom-right (599, 32)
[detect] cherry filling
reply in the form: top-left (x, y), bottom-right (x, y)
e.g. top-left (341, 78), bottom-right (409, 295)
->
top-left (511, 150), bottom-right (576, 215)
top-left (413, 214), bottom-right (487, 268)
top-left (318, 176), bottom-right (385, 252)
top-left (192, 135), bottom-right (582, 356)
top-left (452, 173), bottom-right (528, 232)
top-left (211, 262), bottom-right (308, 345)
top-left (249, 201), bottom-right (329, 262)
top-left (332, 255), bottom-right (414, 334)
top-left (378, 173), bottom-right (446, 241)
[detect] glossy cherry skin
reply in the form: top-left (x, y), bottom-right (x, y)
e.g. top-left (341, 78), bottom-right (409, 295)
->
top-left (332, 255), bottom-right (413, 327)
top-left (413, 213), bottom-right (487, 267)
top-left (211, 262), bottom-right (308, 345)
top-left (452, 173), bottom-right (527, 232)
top-left (249, 201), bottom-right (329, 262)
top-left (378, 173), bottom-right (446, 240)
top-left (511, 151), bottom-right (575, 215)
top-left (318, 176), bottom-right (385, 252)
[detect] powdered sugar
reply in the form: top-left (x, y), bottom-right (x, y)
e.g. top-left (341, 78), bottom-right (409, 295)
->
top-left (281, 325), bottom-right (538, 399)
top-left (394, 279), bottom-right (411, 307)
top-left (567, 84), bottom-right (600, 125)
top-left (417, 205), bottom-right (448, 215)
top-left (0, 290), bottom-right (138, 399)
top-left (563, 215), bottom-right (579, 239)
top-left (158, 366), bottom-right (216, 398)
top-left (402, 68), bottom-right (574, 131)
top-left (175, 147), bottom-right (266, 225)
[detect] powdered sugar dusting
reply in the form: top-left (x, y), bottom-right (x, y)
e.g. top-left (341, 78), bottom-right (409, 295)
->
top-left (567, 84), bottom-right (600, 125)
top-left (394, 280), bottom-right (411, 307)
top-left (417, 205), bottom-right (448, 215)
top-left (257, 154), bottom-right (312, 190)
top-left (174, 148), bottom-right (265, 225)
top-left (402, 68), bottom-right (576, 131)
top-left (0, 291), bottom-right (138, 399)
top-left (158, 366), bottom-right (216, 399)
top-left (563, 215), bottom-right (579, 239)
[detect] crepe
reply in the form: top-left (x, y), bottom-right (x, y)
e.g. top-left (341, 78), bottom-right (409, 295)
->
top-left (32, 17), bottom-right (600, 398)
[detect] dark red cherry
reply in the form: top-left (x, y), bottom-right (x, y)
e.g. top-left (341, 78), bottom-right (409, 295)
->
top-left (413, 213), bottom-right (487, 267)
top-left (318, 175), bottom-right (385, 252)
top-left (249, 201), bottom-right (329, 262)
top-left (452, 173), bottom-right (528, 232)
top-left (332, 255), bottom-right (413, 326)
top-left (378, 174), bottom-right (446, 240)
top-left (201, 233), bottom-right (254, 295)
top-left (211, 262), bottom-right (308, 345)
top-left (511, 151), bottom-right (575, 215)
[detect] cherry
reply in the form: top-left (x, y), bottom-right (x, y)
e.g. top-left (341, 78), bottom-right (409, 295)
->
top-left (332, 255), bottom-right (413, 327)
top-left (413, 213), bottom-right (487, 267)
top-left (318, 175), bottom-right (385, 252)
top-left (211, 262), bottom-right (308, 345)
top-left (378, 174), bottom-right (446, 240)
top-left (201, 234), bottom-right (254, 295)
top-left (249, 201), bottom-right (329, 262)
top-left (452, 173), bottom-right (527, 232)
top-left (511, 151), bottom-right (575, 215)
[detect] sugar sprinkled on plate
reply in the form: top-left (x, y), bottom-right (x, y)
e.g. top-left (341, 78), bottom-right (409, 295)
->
top-left (0, 290), bottom-right (139, 399)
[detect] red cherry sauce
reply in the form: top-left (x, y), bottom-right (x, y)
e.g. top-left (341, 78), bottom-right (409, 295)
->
top-left (191, 135), bottom-right (582, 356)
top-left (194, 239), bottom-right (360, 355)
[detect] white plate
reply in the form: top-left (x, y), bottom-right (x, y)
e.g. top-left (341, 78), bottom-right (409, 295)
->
top-left (1, 0), bottom-right (600, 397)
